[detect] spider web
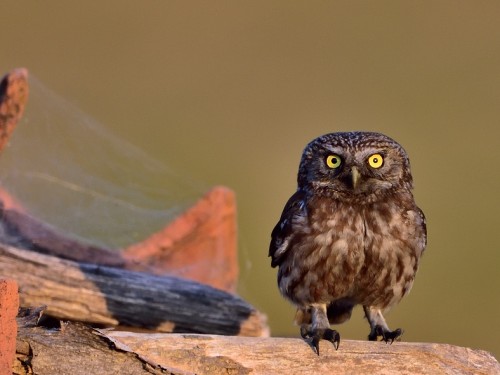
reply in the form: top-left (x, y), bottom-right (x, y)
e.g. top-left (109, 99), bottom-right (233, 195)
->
top-left (0, 77), bottom-right (205, 249)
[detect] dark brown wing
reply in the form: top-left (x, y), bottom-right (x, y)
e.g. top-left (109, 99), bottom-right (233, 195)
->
top-left (417, 206), bottom-right (428, 251)
top-left (269, 190), bottom-right (307, 268)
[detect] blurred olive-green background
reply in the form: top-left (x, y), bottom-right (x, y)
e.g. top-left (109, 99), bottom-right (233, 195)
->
top-left (1, 1), bottom-right (499, 359)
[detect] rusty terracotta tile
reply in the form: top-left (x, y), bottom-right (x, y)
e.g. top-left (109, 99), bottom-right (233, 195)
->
top-left (123, 186), bottom-right (239, 292)
top-left (0, 68), bottom-right (29, 154)
top-left (0, 279), bottom-right (19, 375)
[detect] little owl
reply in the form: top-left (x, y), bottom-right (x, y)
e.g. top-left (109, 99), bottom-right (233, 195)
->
top-left (269, 131), bottom-right (426, 355)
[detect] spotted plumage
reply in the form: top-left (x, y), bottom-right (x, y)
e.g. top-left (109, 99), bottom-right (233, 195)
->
top-left (269, 131), bottom-right (426, 354)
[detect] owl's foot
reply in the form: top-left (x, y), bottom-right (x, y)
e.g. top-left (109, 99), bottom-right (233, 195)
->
top-left (368, 325), bottom-right (403, 344)
top-left (301, 327), bottom-right (340, 355)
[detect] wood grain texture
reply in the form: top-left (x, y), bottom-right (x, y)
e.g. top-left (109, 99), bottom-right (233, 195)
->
top-left (15, 316), bottom-right (188, 375)
top-left (14, 316), bottom-right (499, 375)
top-left (106, 331), bottom-right (500, 375)
top-left (0, 245), bottom-right (267, 337)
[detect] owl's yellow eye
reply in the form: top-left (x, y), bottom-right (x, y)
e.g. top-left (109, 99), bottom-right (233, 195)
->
top-left (326, 154), bottom-right (342, 169)
top-left (368, 153), bottom-right (384, 169)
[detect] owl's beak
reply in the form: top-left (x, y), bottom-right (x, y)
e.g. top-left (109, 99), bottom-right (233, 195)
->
top-left (351, 166), bottom-right (361, 189)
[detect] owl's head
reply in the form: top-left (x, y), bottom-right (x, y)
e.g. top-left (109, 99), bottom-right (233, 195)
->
top-left (297, 132), bottom-right (413, 201)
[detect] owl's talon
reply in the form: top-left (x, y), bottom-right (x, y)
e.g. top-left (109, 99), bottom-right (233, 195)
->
top-left (368, 325), bottom-right (403, 343)
top-left (323, 328), bottom-right (340, 350)
top-left (300, 326), bottom-right (311, 339)
top-left (383, 328), bottom-right (403, 344)
top-left (304, 328), bottom-right (340, 355)
top-left (311, 334), bottom-right (321, 356)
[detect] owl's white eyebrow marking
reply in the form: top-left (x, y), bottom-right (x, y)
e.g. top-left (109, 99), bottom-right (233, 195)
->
top-left (323, 146), bottom-right (345, 154)
top-left (355, 147), bottom-right (387, 158)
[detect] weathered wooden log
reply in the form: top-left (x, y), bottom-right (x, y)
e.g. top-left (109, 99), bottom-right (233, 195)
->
top-left (14, 309), bottom-right (187, 375)
top-left (105, 332), bottom-right (500, 375)
top-left (0, 245), bottom-right (267, 336)
top-left (14, 313), bottom-right (499, 375)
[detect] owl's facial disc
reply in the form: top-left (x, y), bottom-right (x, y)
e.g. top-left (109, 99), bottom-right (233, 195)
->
top-left (338, 157), bottom-right (392, 195)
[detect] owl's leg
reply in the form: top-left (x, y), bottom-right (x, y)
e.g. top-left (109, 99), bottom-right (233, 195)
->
top-left (363, 305), bottom-right (403, 343)
top-left (300, 304), bottom-right (340, 355)
top-left (294, 308), bottom-right (312, 339)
